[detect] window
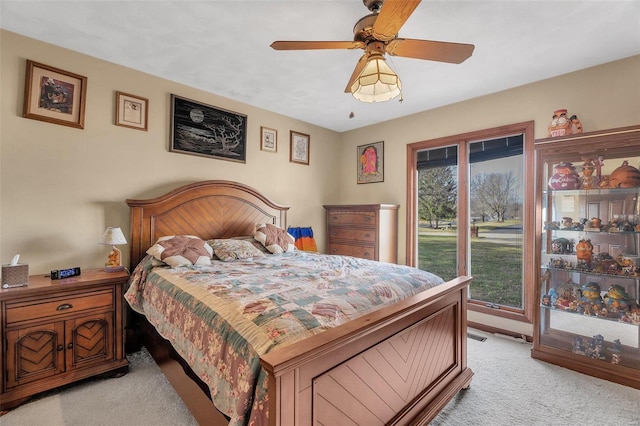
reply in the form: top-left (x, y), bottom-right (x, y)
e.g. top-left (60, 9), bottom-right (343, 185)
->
top-left (407, 122), bottom-right (535, 324)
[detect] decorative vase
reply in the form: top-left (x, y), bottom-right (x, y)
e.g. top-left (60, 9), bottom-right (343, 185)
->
top-left (549, 162), bottom-right (581, 190)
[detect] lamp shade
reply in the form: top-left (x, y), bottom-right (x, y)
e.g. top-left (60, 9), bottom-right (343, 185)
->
top-left (100, 227), bottom-right (127, 245)
top-left (350, 53), bottom-right (402, 103)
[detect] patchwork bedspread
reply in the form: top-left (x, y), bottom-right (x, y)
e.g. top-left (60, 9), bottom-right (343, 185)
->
top-left (125, 251), bottom-right (444, 426)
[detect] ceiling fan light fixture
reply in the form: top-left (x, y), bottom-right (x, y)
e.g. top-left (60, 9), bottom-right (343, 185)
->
top-left (350, 53), bottom-right (402, 103)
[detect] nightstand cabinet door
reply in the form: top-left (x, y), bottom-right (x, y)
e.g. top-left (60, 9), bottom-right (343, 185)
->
top-left (6, 323), bottom-right (66, 389)
top-left (65, 312), bottom-right (114, 371)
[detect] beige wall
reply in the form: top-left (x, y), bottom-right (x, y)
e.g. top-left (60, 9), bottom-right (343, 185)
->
top-left (337, 55), bottom-right (640, 334)
top-left (2, 30), bottom-right (639, 335)
top-left (1, 30), bottom-right (341, 274)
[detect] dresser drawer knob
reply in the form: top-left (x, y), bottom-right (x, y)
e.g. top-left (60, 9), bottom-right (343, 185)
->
top-left (67, 343), bottom-right (74, 350)
top-left (364, 217), bottom-right (371, 222)
top-left (56, 303), bottom-right (73, 311)
top-left (57, 345), bottom-right (64, 351)
top-left (364, 234), bottom-right (371, 238)
top-left (332, 232), bottom-right (337, 236)
top-left (364, 252), bottom-right (371, 257)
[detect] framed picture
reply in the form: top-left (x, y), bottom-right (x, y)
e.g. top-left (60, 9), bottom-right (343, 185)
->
top-left (290, 131), bottom-right (310, 165)
top-left (22, 60), bottom-right (87, 129)
top-left (170, 94), bottom-right (247, 163)
top-left (260, 126), bottom-right (277, 152)
top-left (115, 91), bottom-right (148, 131)
top-left (357, 141), bottom-right (384, 184)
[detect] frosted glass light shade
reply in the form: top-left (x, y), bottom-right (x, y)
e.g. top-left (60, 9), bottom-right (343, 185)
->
top-left (100, 227), bottom-right (127, 245)
top-left (350, 55), bottom-right (402, 103)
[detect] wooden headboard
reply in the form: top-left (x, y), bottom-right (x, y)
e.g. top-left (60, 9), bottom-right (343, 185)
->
top-left (126, 180), bottom-right (289, 267)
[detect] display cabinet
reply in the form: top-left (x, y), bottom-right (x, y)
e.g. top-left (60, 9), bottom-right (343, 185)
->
top-left (533, 125), bottom-right (640, 389)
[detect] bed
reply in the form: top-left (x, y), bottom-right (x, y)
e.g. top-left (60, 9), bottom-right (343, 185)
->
top-left (125, 180), bottom-right (473, 425)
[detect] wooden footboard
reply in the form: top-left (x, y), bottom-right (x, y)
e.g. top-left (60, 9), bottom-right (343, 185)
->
top-left (261, 276), bottom-right (473, 426)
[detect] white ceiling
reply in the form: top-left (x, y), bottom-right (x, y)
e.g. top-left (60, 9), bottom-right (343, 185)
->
top-left (2, 1), bottom-right (639, 133)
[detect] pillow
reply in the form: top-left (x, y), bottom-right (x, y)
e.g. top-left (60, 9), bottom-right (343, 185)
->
top-left (146, 235), bottom-right (213, 268)
top-left (254, 223), bottom-right (296, 254)
top-left (209, 238), bottom-right (266, 262)
top-left (230, 235), bottom-right (271, 254)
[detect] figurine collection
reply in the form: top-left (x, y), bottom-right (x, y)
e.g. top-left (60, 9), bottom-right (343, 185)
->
top-left (548, 156), bottom-right (640, 191)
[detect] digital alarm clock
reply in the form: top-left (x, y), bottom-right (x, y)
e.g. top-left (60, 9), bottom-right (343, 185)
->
top-left (50, 267), bottom-right (81, 280)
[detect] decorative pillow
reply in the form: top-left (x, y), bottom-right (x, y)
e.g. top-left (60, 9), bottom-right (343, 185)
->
top-left (146, 235), bottom-right (213, 268)
top-left (254, 223), bottom-right (296, 254)
top-left (209, 238), bottom-right (266, 262)
top-left (230, 235), bottom-right (271, 254)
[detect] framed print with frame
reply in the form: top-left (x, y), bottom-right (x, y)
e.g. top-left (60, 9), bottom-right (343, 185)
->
top-left (357, 141), bottom-right (384, 184)
top-left (115, 91), bottom-right (148, 131)
top-left (170, 94), bottom-right (247, 163)
top-left (290, 131), bottom-right (310, 165)
top-left (261, 126), bottom-right (277, 152)
top-left (22, 60), bottom-right (88, 129)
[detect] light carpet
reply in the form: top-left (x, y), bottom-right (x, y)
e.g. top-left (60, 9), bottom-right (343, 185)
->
top-left (2, 329), bottom-right (639, 425)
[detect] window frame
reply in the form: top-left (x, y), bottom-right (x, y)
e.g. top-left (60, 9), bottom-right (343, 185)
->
top-left (406, 121), bottom-right (536, 323)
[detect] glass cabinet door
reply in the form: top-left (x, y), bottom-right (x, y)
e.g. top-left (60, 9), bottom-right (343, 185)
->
top-left (534, 126), bottom-right (640, 389)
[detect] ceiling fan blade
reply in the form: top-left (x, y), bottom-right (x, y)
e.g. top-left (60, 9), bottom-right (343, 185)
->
top-left (387, 38), bottom-right (475, 63)
top-left (271, 40), bottom-right (363, 50)
top-left (344, 54), bottom-right (368, 93)
top-left (372, 0), bottom-right (422, 41)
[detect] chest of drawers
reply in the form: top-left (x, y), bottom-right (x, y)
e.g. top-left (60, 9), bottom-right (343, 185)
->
top-left (324, 204), bottom-right (399, 263)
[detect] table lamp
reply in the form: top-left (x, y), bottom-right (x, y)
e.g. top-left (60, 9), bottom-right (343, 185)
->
top-left (100, 227), bottom-right (127, 272)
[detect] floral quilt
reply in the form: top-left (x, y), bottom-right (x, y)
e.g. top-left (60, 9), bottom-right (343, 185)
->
top-left (125, 251), bottom-right (444, 426)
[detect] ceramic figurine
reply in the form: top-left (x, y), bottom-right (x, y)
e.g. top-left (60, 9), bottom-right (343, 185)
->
top-left (575, 239), bottom-right (593, 264)
top-left (609, 160), bottom-right (640, 188)
top-left (548, 162), bottom-right (581, 190)
top-left (548, 109), bottom-right (583, 137)
top-left (580, 282), bottom-right (603, 313)
top-left (581, 159), bottom-right (598, 188)
top-left (603, 284), bottom-right (631, 313)
top-left (551, 238), bottom-right (574, 254)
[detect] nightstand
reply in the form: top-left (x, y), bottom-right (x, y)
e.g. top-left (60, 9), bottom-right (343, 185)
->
top-left (0, 269), bottom-right (129, 410)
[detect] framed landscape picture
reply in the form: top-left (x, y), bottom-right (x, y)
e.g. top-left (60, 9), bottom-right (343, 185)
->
top-left (290, 131), bottom-right (310, 165)
top-left (22, 60), bottom-right (87, 129)
top-left (170, 94), bottom-right (247, 163)
top-left (357, 141), bottom-right (384, 184)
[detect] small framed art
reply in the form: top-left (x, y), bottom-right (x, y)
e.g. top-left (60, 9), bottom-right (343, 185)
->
top-left (115, 91), bottom-right (148, 131)
top-left (170, 94), bottom-right (247, 163)
top-left (261, 126), bottom-right (277, 152)
top-left (22, 60), bottom-right (88, 129)
top-left (357, 141), bottom-right (384, 184)
top-left (290, 131), bottom-right (310, 165)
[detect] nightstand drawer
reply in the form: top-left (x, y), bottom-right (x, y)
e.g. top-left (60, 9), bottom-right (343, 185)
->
top-left (327, 211), bottom-right (375, 226)
top-left (328, 228), bottom-right (376, 243)
top-left (6, 289), bottom-right (113, 325)
top-left (327, 243), bottom-right (375, 260)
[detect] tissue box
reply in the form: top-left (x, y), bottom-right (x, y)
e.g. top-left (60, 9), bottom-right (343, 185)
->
top-left (2, 264), bottom-right (29, 287)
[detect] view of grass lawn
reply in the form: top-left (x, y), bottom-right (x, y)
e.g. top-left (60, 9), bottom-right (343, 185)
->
top-left (418, 224), bottom-right (523, 308)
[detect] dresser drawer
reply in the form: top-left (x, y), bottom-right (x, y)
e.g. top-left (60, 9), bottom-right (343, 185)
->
top-left (328, 228), bottom-right (376, 243)
top-left (6, 289), bottom-right (113, 325)
top-left (327, 243), bottom-right (375, 260)
top-left (327, 211), bottom-right (376, 227)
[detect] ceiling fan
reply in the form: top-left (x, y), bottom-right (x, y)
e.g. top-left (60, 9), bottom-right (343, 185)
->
top-left (271, 0), bottom-right (475, 102)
